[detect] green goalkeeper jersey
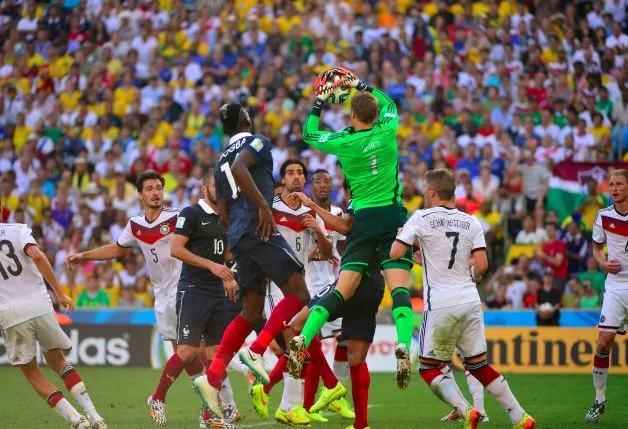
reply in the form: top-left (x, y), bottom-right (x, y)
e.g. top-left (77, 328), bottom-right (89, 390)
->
top-left (303, 88), bottom-right (402, 212)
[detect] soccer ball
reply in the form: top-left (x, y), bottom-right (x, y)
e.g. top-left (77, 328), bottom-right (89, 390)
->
top-left (313, 67), bottom-right (353, 104)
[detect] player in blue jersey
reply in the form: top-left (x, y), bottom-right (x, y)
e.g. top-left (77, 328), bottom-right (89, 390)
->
top-left (192, 104), bottom-right (311, 420)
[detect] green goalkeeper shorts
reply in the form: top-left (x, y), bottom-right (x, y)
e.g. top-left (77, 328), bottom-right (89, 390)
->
top-left (341, 204), bottom-right (413, 273)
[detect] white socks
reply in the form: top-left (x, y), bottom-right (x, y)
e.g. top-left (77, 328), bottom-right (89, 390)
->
top-left (280, 373), bottom-right (303, 412)
top-left (465, 371), bottom-right (486, 414)
top-left (333, 360), bottom-right (350, 382)
top-left (219, 376), bottom-right (237, 410)
top-left (53, 397), bottom-right (83, 424)
top-left (485, 376), bottom-right (525, 424)
top-left (593, 367), bottom-right (608, 403)
top-left (430, 374), bottom-right (471, 418)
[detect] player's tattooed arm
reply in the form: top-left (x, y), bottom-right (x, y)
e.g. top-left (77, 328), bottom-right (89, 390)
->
top-left (232, 150), bottom-right (277, 240)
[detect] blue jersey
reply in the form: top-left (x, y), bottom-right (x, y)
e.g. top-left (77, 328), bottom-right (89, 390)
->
top-left (215, 132), bottom-right (275, 247)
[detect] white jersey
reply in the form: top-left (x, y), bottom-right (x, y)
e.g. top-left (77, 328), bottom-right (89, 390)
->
top-left (396, 207), bottom-right (486, 310)
top-left (0, 224), bottom-right (53, 328)
top-left (272, 196), bottom-right (325, 289)
top-left (117, 208), bottom-right (181, 301)
top-left (308, 204), bottom-right (345, 293)
top-left (593, 205), bottom-right (628, 290)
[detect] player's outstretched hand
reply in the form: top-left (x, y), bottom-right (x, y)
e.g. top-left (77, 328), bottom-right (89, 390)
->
top-left (335, 66), bottom-right (359, 87)
top-left (257, 205), bottom-right (277, 241)
top-left (604, 259), bottom-right (622, 274)
top-left (57, 294), bottom-right (75, 313)
top-left (65, 253), bottom-right (84, 269)
top-left (208, 262), bottom-right (235, 282)
top-left (224, 279), bottom-right (239, 302)
top-left (288, 192), bottom-right (313, 208)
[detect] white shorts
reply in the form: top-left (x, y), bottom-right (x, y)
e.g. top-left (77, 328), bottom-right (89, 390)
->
top-left (320, 318), bottom-right (342, 339)
top-left (599, 288), bottom-right (628, 333)
top-left (264, 281), bottom-right (284, 320)
top-left (155, 298), bottom-right (177, 341)
top-left (3, 312), bottom-right (71, 366)
top-left (419, 301), bottom-right (487, 362)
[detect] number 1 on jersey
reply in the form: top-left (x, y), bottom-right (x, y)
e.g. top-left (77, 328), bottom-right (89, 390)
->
top-left (220, 162), bottom-right (240, 199)
top-left (370, 155), bottom-right (378, 175)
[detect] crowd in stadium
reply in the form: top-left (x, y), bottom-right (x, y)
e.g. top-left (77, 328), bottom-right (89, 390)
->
top-left (0, 0), bottom-right (627, 315)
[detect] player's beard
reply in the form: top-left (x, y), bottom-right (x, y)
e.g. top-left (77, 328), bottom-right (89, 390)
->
top-left (286, 181), bottom-right (303, 193)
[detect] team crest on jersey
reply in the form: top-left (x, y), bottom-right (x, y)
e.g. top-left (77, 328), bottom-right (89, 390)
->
top-left (250, 138), bottom-right (264, 152)
top-left (160, 224), bottom-right (170, 235)
top-left (600, 315), bottom-right (606, 323)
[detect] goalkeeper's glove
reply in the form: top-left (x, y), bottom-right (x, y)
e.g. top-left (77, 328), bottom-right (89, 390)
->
top-left (335, 66), bottom-right (367, 90)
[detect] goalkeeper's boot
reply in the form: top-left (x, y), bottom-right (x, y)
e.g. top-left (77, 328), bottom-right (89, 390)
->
top-left (238, 347), bottom-right (270, 384)
top-left (463, 407), bottom-right (481, 429)
top-left (310, 382), bottom-right (347, 413)
top-left (513, 412), bottom-right (536, 429)
top-left (586, 400), bottom-right (606, 423)
top-left (305, 410), bottom-right (329, 423)
top-left (395, 344), bottom-right (411, 390)
top-left (275, 406), bottom-right (311, 426)
top-left (288, 335), bottom-right (309, 379)
top-left (147, 396), bottom-right (167, 426)
top-left (441, 409), bottom-right (462, 421)
top-left (249, 384), bottom-right (269, 419)
top-left (328, 397), bottom-right (355, 419)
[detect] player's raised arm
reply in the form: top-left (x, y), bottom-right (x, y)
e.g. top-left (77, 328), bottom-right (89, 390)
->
top-left (231, 149), bottom-right (276, 240)
top-left (302, 102), bottom-right (348, 151)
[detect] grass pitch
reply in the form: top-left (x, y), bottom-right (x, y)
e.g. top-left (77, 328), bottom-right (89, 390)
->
top-left (0, 368), bottom-right (626, 428)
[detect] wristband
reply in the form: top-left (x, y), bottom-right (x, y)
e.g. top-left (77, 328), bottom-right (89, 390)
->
top-left (356, 81), bottom-right (368, 91)
top-left (311, 99), bottom-right (324, 116)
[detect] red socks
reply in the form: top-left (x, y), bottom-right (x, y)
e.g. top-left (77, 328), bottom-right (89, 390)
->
top-left (334, 344), bottom-right (348, 362)
top-left (153, 353), bottom-right (186, 401)
top-left (250, 295), bottom-right (302, 355)
top-left (594, 351), bottom-right (610, 368)
top-left (419, 367), bottom-right (443, 386)
top-left (184, 357), bottom-right (205, 378)
top-left (264, 354), bottom-right (288, 395)
top-left (47, 391), bottom-right (64, 408)
top-left (61, 367), bottom-right (82, 390)
top-left (207, 315), bottom-right (254, 388)
top-left (303, 360), bottom-right (319, 411)
top-left (309, 336), bottom-right (337, 389)
top-left (468, 364), bottom-right (501, 387)
top-left (350, 363), bottom-right (370, 429)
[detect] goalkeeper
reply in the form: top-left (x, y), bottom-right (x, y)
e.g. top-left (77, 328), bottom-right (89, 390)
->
top-left (289, 68), bottom-right (414, 390)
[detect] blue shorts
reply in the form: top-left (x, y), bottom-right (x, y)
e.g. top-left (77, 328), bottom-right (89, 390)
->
top-left (231, 232), bottom-right (304, 296)
top-left (176, 287), bottom-right (229, 346)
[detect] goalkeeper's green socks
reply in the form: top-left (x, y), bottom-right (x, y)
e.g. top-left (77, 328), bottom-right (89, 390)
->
top-left (391, 288), bottom-right (413, 350)
top-left (301, 290), bottom-right (345, 347)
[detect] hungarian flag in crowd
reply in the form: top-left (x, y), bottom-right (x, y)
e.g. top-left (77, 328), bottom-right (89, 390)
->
top-left (546, 161), bottom-right (625, 221)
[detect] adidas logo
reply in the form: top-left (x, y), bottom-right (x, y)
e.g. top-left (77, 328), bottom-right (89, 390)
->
top-left (610, 223), bottom-right (616, 229)
top-left (280, 217), bottom-right (287, 222)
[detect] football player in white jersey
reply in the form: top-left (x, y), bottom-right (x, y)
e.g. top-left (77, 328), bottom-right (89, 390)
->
top-left (66, 170), bottom-right (235, 426)
top-left (307, 169), bottom-right (355, 419)
top-left (390, 169), bottom-right (535, 429)
top-left (0, 216), bottom-right (106, 429)
top-left (249, 159), bottom-right (347, 425)
top-left (587, 169), bottom-right (628, 423)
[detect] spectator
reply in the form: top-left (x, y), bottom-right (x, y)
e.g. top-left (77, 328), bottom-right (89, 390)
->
top-left (563, 222), bottom-right (588, 274)
top-left (472, 161), bottom-right (499, 200)
top-left (523, 274), bottom-right (541, 309)
top-left (485, 281), bottom-right (512, 310)
top-left (536, 269), bottom-right (562, 326)
top-left (117, 286), bottom-right (146, 308)
top-left (519, 150), bottom-right (549, 213)
top-left (579, 279), bottom-right (601, 309)
top-left (536, 223), bottom-right (569, 290)
top-left (76, 275), bottom-right (111, 308)
top-left (578, 256), bottom-right (607, 295)
top-left (563, 278), bottom-right (584, 308)
top-left (515, 215), bottom-right (548, 245)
